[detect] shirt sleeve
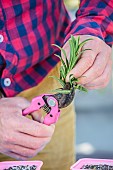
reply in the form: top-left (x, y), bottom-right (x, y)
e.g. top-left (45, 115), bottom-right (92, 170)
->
top-left (65, 0), bottom-right (113, 47)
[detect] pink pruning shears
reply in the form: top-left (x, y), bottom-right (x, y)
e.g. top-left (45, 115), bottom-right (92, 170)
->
top-left (23, 94), bottom-right (60, 126)
top-left (23, 84), bottom-right (75, 126)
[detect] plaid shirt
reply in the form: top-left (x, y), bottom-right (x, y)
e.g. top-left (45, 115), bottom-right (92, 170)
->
top-left (0, 0), bottom-right (113, 97)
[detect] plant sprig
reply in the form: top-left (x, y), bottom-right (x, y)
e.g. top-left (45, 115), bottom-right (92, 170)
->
top-left (50, 35), bottom-right (92, 94)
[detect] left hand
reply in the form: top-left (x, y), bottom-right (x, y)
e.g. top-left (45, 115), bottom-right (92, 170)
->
top-left (63, 35), bottom-right (112, 89)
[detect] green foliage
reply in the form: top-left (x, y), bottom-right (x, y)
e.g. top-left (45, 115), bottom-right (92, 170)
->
top-left (51, 35), bottom-right (92, 94)
top-left (51, 89), bottom-right (71, 94)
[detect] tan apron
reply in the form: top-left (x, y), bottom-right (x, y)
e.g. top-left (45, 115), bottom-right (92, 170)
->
top-left (0, 62), bottom-right (76, 170)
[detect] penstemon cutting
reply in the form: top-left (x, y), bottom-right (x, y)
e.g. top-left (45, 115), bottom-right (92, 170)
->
top-left (51, 35), bottom-right (92, 95)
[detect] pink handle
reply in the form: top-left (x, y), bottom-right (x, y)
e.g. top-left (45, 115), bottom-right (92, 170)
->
top-left (22, 94), bottom-right (60, 125)
top-left (23, 95), bottom-right (45, 116)
top-left (43, 96), bottom-right (60, 125)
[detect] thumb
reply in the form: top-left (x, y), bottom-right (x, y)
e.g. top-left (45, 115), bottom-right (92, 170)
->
top-left (31, 110), bottom-right (44, 123)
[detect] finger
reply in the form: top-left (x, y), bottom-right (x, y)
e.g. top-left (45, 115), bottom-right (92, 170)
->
top-left (85, 85), bottom-right (106, 90)
top-left (78, 51), bottom-right (110, 85)
top-left (14, 97), bottom-right (30, 109)
top-left (36, 143), bottom-right (47, 153)
top-left (15, 116), bottom-right (55, 137)
top-left (85, 59), bottom-right (112, 89)
top-left (6, 144), bottom-right (38, 158)
top-left (5, 131), bottom-right (52, 149)
top-left (1, 97), bottom-right (30, 110)
top-left (4, 151), bottom-right (28, 161)
top-left (66, 50), bottom-right (97, 81)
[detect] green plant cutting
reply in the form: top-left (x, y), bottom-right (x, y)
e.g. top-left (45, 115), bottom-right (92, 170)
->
top-left (50, 35), bottom-right (92, 94)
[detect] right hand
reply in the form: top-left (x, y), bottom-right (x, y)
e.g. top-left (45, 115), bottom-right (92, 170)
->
top-left (0, 97), bottom-right (55, 160)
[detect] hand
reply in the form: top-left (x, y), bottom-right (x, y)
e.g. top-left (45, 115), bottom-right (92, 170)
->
top-left (0, 97), bottom-right (55, 160)
top-left (64, 35), bottom-right (112, 89)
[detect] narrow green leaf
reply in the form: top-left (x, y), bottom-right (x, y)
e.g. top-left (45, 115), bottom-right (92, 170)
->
top-left (61, 48), bottom-right (69, 68)
top-left (49, 76), bottom-right (65, 87)
top-left (68, 40), bottom-right (73, 71)
top-left (74, 85), bottom-right (88, 92)
top-left (54, 54), bottom-right (67, 77)
top-left (52, 43), bottom-right (69, 68)
top-left (71, 77), bottom-right (78, 83)
top-left (69, 39), bottom-right (76, 71)
top-left (71, 35), bottom-right (78, 49)
top-left (69, 54), bottom-right (80, 70)
top-left (69, 74), bottom-right (78, 86)
top-left (60, 66), bottom-right (66, 80)
top-left (54, 54), bottom-right (66, 69)
top-left (52, 44), bottom-right (62, 51)
top-left (69, 74), bottom-right (74, 86)
top-left (78, 38), bottom-right (93, 49)
top-left (68, 36), bottom-right (83, 72)
top-left (51, 89), bottom-right (71, 94)
top-left (74, 36), bottom-right (80, 51)
top-left (69, 74), bottom-right (74, 80)
top-left (60, 68), bottom-right (63, 79)
top-left (77, 49), bottom-right (92, 59)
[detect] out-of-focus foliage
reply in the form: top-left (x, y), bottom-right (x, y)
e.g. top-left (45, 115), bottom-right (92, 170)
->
top-left (64, 0), bottom-right (79, 10)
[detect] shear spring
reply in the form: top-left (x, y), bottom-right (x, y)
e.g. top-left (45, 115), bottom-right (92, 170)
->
top-left (23, 94), bottom-right (60, 125)
top-left (42, 104), bottom-right (51, 113)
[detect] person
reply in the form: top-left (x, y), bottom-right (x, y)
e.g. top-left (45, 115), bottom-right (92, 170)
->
top-left (0, 0), bottom-right (112, 170)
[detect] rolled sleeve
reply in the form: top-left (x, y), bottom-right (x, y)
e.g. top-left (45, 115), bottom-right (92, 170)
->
top-left (65, 0), bottom-right (113, 47)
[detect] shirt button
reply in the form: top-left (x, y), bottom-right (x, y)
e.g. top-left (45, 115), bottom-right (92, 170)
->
top-left (0, 20), bottom-right (4, 30)
top-left (0, 34), bottom-right (4, 43)
top-left (4, 78), bottom-right (11, 87)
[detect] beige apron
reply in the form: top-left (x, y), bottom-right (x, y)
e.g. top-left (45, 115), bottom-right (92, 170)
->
top-left (0, 62), bottom-right (76, 170)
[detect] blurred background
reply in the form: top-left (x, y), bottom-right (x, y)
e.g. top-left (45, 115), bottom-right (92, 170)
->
top-left (64, 0), bottom-right (113, 161)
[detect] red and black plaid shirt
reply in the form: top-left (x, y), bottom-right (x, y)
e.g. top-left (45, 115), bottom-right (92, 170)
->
top-left (0, 0), bottom-right (113, 97)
